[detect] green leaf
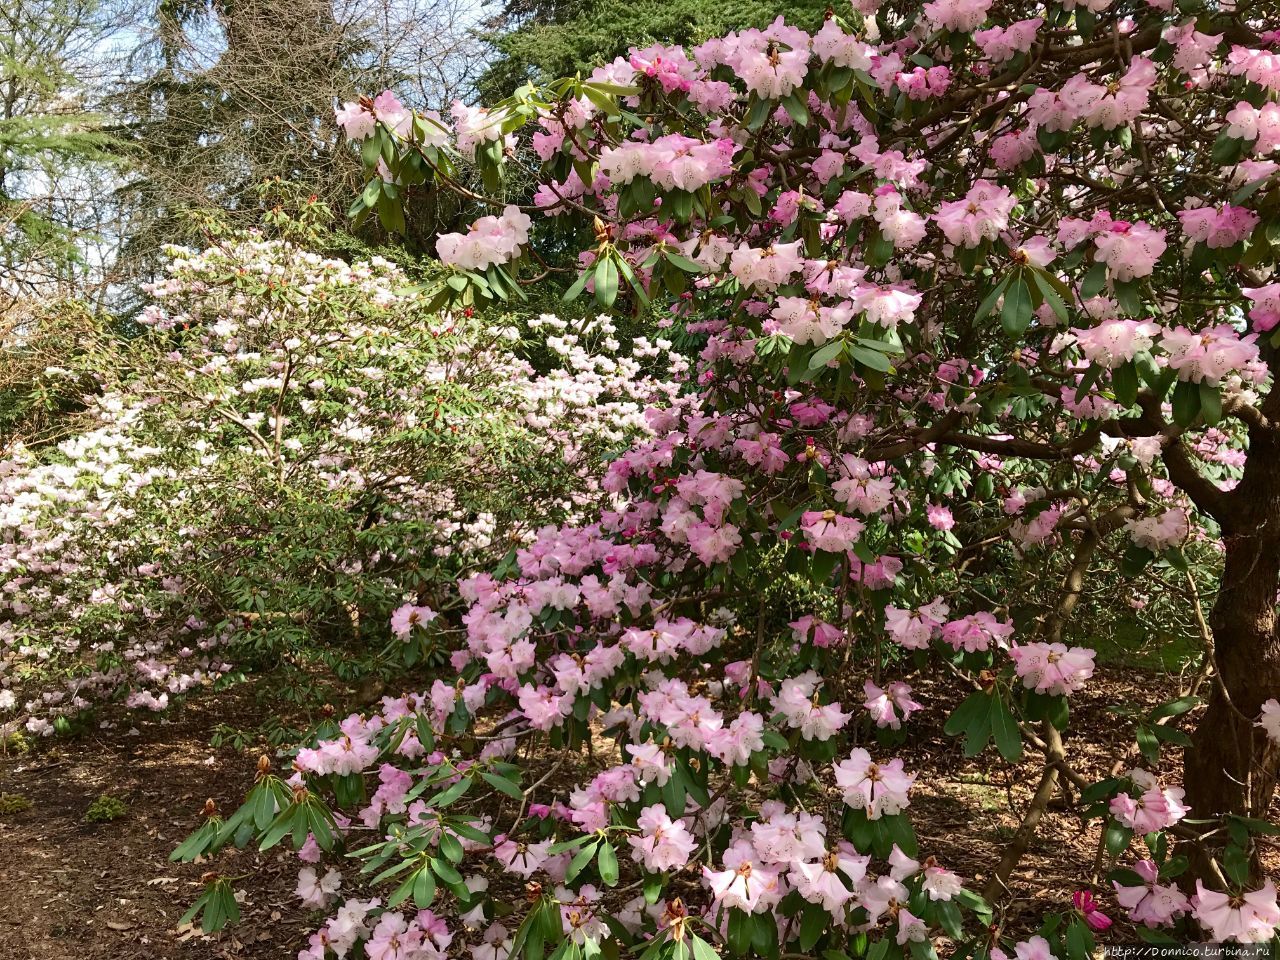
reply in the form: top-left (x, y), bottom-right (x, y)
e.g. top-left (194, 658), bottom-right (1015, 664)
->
top-left (1212, 133), bottom-right (1247, 166)
top-left (809, 339), bottom-right (845, 371)
top-left (1171, 379), bottom-right (1201, 427)
top-left (1160, 855), bottom-right (1189, 879)
top-left (613, 253), bottom-right (650, 307)
top-left (1111, 362), bottom-right (1138, 407)
top-left (990, 696), bottom-right (1023, 763)
top-left (258, 803), bottom-right (298, 851)
top-left (1227, 814), bottom-right (1280, 837)
top-left (1223, 844), bottom-right (1251, 885)
top-left (376, 190), bottom-right (405, 234)
top-left (566, 839), bottom-right (600, 883)
top-left (884, 813), bottom-right (918, 857)
top-left (439, 831), bottom-right (465, 864)
top-left (563, 268), bottom-right (590, 302)
top-left (481, 770), bottom-right (524, 800)
top-left (691, 935), bottom-right (720, 960)
top-left (976, 274), bottom-right (1011, 319)
top-left (665, 252), bottom-right (703, 273)
top-left (1104, 820), bottom-right (1134, 858)
top-left (727, 909), bottom-right (751, 957)
top-left (1064, 918), bottom-right (1093, 960)
top-left (1109, 867), bottom-right (1147, 888)
top-left (1120, 543), bottom-right (1154, 577)
top-left (1149, 695), bottom-right (1199, 721)
top-left (597, 839), bottom-right (619, 886)
top-left (935, 900), bottom-right (963, 939)
top-left (388, 869), bottom-right (417, 909)
top-left (748, 911), bottom-right (776, 956)
top-left (643, 872), bottom-right (664, 904)
top-left (944, 692), bottom-right (991, 737)
top-left (800, 901), bottom-right (828, 951)
top-left (850, 345), bottom-right (892, 371)
top-left (1080, 261), bottom-right (1108, 300)
top-left (1000, 275), bottom-right (1033, 335)
top-left (1135, 725), bottom-right (1160, 765)
top-left (1114, 279), bottom-right (1143, 316)
top-left (1029, 268), bottom-right (1069, 323)
top-left (430, 856), bottom-right (463, 885)
top-left (781, 91), bottom-right (810, 126)
top-left (594, 256), bottom-right (619, 308)
top-left (963, 704), bottom-right (993, 758)
top-left (1200, 382), bottom-right (1222, 426)
top-left (360, 132), bottom-right (382, 167)
top-left (548, 834), bottom-right (594, 855)
top-left (427, 776), bottom-right (472, 808)
top-left (580, 85), bottom-right (618, 116)
top-left (171, 820), bottom-right (220, 863)
top-left (811, 548), bottom-right (839, 582)
top-left (1150, 725), bottom-right (1192, 747)
top-left (413, 863), bottom-right (438, 908)
top-left (1079, 777), bottom-right (1121, 805)
top-left (179, 890), bottom-right (210, 929)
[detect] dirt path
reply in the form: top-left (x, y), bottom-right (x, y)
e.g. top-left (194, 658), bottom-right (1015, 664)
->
top-left (0, 692), bottom-right (314, 960)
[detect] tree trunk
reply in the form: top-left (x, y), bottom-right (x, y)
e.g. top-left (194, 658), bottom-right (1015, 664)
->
top-left (1184, 428), bottom-right (1280, 878)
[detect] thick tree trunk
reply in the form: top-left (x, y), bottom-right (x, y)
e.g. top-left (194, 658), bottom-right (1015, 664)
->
top-left (1184, 429), bottom-right (1280, 876)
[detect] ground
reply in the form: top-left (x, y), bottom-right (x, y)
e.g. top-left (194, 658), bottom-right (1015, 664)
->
top-left (0, 664), bottom-right (1218, 959)
top-left (0, 688), bottom-right (315, 960)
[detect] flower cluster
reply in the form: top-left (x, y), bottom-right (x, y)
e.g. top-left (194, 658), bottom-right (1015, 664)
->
top-left (171, 3), bottom-right (1280, 956)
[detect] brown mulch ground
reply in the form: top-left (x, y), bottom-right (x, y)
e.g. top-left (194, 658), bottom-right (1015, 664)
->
top-left (0, 688), bottom-right (317, 960)
top-left (0, 663), bottom-right (1219, 959)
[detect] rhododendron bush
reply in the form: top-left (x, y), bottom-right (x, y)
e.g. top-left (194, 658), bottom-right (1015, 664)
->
top-left (27, 0), bottom-right (1280, 956)
top-left (0, 236), bottom-right (683, 733)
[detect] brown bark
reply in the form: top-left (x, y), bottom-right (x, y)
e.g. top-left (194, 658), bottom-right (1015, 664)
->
top-left (1184, 422), bottom-right (1280, 876)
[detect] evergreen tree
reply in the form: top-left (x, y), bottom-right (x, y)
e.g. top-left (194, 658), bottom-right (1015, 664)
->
top-left (0, 0), bottom-right (123, 304)
top-left (477, 0), bottom-right (832, 100)
top-left (111, 0), bottom-right (370, 272)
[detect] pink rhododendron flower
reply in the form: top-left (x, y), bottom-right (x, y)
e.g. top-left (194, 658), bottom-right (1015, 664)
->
top-left (703, 838), bottom-right (783, 913)
top-left (1073, 889), bottom-right (1113, 931)
top-left (926, 504), bottom-right (955, 531)
top-left (974, 18), bottom-right (1041, 62)
top-left (1243, 284), bottom-right (1280, 333)
top-left (628, 804), bottom-right (697, 872)
top-left (1093, 219), bottom-right (1167, 281)
top-left (789, 843), bottom-right (867, 912)
top-left (862, 679), bottom-right (923, 729)
top-left (833, 748), bottom-right (915, 819)
top-left (1113, 859), bottom-right (1190, 927)
top-left (1160, 324), bottom-right (1261, 384)
top-left (1192, 880), bottom-right (1280, 942)
top-left (1109, 770), bottom-right (1190, 833)
top-left (773, 673), bottom-right (852, 741)
top-left (800, 510), bottom-right (865, 552)
top-left (296, 867), bottom-right (343, 909)
top-left (1009, 642), bottom-right (1096, 695)
top-left (1125, 509), bottom-right (1190, 552)
top-left (390, 603), bottom-right (437, 639)
top-left (884, 599), bottom-right (949, 650)
top-left (1258, 699), bottom-right (1280, 744)
top-left (1226, 102), bottom-right (1280, 154)
top-left (922, 0), bottom-right (992, 33)
top-left (1178, 204), bottom-right (1260, 248)
top-left (435, 206), bottom-right (532, 271)
top-left (934, 180), bottom-right (1017, 248)
top-left (992, 936), bottom-right (1054, 960)
top-left (1071, 319), bottom-right (1160, 368)
top-left (941, 612), bottom-right (1014, 653)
